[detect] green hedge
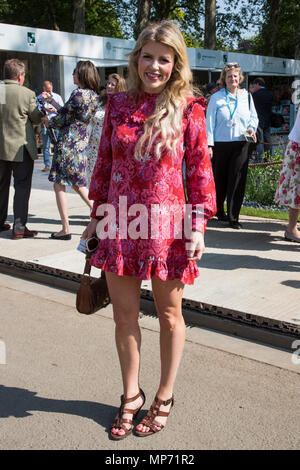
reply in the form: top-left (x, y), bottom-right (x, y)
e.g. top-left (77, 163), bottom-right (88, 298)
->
top-left (245, 153), bottom-right (282, 206)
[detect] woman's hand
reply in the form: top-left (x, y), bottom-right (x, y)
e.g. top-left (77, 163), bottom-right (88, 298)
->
top-left (82, 218), bottom-right (99, 240)
top-left (247, 127), bottom-right (257, 143)
top-left (208, 146), bottom-right (213, 159)
top-left (42, 91), bottom-right (51, 102)
top-left (41, 116), bottom-right (50, 127)
top-left (186, 230), bottom-right (205, 261)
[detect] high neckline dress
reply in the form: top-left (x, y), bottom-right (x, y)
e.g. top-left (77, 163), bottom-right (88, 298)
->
top-left (88, 91), bottom-right (216, 285)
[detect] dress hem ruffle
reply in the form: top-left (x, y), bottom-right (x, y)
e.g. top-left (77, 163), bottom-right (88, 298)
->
top-left (90, 252), bottom-right (200, 285)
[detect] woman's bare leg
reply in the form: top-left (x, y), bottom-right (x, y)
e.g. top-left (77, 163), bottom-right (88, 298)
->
top-left (136, 277), bottom-right (185, 433)
top-left (105, 272), bottom-right (143, 437)
top-left (287, 207), bottom-right (300, 237)
top-left (72, 185), bottom-right (93, 210)
top-left (53, 182), bottom-right (70, 235)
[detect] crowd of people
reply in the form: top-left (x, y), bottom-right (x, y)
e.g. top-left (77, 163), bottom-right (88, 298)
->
top-left (0, 19), bottom-right (299, 440)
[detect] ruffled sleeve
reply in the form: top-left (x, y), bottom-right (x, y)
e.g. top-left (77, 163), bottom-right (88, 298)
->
top-left (184, 98), bottom-right (217, 233)
top-left (89, 96), bottom-right (113, 218)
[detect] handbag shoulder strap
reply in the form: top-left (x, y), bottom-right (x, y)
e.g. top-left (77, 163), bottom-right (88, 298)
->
top-left (84, 253), bottom-right (92, 275)
top-left (83, 253), bottom-right (106, 280)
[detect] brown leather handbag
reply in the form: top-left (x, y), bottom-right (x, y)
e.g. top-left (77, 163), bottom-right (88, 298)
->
top-left (76, 254), bottom-right (110, 315)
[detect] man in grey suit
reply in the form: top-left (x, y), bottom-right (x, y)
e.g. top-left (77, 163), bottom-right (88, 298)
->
top-left (0, 59), bottom-right (43, 239)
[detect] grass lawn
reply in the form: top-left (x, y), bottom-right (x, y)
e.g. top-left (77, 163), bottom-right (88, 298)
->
top-left (240, 206), bottom-right (289, 220)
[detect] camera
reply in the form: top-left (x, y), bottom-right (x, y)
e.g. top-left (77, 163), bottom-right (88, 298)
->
top-left (37, 97), bottom-right (58, 145)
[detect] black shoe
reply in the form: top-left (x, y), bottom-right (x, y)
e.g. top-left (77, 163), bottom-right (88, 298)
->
top-left (50, 232), bottom-right (72, 240)
top-left (0, 223), bottom-right (11, 232)
top-left (12, 228), bottom-right (38, 239)
top-left (229, 221), bottom-right (243, 230)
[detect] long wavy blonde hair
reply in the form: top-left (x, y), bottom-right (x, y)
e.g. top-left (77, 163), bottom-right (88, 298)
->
top-left (108, 73), bottom-right (127, 92)
top-left (127, 20), bottom-right (195, 161)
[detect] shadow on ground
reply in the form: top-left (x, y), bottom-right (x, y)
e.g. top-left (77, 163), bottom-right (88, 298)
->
top-left (0, 384), bottom-right (116, 432)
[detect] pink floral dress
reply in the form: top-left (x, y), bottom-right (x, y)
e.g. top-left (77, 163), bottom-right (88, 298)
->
top-left (89, 91), bottom-right (216, 285)
top-left (275, 140), bottom-right (300, 209)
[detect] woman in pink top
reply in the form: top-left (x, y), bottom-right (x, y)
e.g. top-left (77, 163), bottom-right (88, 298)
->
top-left (82, 20), bottom-right (216, 440)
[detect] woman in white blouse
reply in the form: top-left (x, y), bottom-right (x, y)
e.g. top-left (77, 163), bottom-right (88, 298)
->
top-left (206, 63), bottom-right (258, 229)
top-left (275, 106), bottom-right (300, 243)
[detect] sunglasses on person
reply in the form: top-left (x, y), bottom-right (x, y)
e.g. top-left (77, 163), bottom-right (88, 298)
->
top-left (224, 63), bottom-right (240, 69)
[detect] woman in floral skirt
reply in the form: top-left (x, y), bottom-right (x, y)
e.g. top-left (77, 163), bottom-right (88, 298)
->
top-left (43, 61), bottom-right (100, 240)
top-left (275, 106), bottom-right (300, 243)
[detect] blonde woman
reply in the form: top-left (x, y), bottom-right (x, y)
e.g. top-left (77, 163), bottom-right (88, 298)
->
top-left (82, 20), bottom-right (216, 440)
top-left (106, 73), bottom-right (127, 94)
top-left (206, 63), bottom-right (258, 229)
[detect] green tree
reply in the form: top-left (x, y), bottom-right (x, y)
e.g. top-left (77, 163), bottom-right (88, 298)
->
top-left (235, 0), bottom-right (300, 59)
top-left (3, 0), bottom-right (298, 59)
top-left (0, 0), bottom-right (72, 31)
top-left (115, 0), bottom-right (205, 45)
top-left (261, 0), bottom-right (300, 58)
top-left (73, 0), bottom-right (85, 33)
top-left (0, 0), bottom-right (124, 38)
top-left (204, 0), bottom-right (216, 49)
top-left (85, 0), bottom-right (124, 38)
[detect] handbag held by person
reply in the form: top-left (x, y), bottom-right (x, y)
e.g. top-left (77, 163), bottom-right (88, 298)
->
top-left (76, 240), bottom-right (110, 314)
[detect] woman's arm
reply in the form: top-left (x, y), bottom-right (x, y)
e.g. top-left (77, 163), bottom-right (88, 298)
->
top-left (247, 92), bottom-right (259, 132)
top-left (42, 92), bottom-right (62, 111)
top-left (48, 97), bottom-right (62, 111)
top-left (184, 99), bottom-right (217, 236)
top-left (205, 96), bottom-right (217, 148)
top-left (48, 89), bottom-right (81, 129)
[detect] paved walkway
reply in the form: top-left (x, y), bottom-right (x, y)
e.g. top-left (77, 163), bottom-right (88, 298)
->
top-left (1, 159), bottom-right (300, 450)
top-left (1, 158), bottom-right (300, 332)
top-left (1, 276), bottom-right (299, 450)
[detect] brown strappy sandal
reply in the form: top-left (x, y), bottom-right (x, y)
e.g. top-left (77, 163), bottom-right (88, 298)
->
top-left (135, 394), bottom-right (174, 437)
top-left (110, 388), bottom-right (146, 441)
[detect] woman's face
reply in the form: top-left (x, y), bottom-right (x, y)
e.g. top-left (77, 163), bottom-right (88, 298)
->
top-left (225, 69), bottom-right (240, 90)
top-left (106, 77), bottom-right (118, 94)
top-left (138, 40), bottom-right (175, 94)
top-left (73, 69), bottom-right (79, 86)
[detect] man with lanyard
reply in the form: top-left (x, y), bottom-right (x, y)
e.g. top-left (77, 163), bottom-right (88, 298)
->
top-left (37, 81), bottom-right (63, 172)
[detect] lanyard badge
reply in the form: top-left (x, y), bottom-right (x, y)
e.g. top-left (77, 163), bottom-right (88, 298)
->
top-left (225, 89), bottom-right (238, 127)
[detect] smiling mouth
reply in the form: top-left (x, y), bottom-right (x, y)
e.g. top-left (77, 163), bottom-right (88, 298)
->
top-left (146, 73), bottom-right (161, 80)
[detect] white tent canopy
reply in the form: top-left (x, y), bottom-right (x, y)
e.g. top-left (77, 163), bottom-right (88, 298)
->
top-left (1, 22), bottom-right (300, 99)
